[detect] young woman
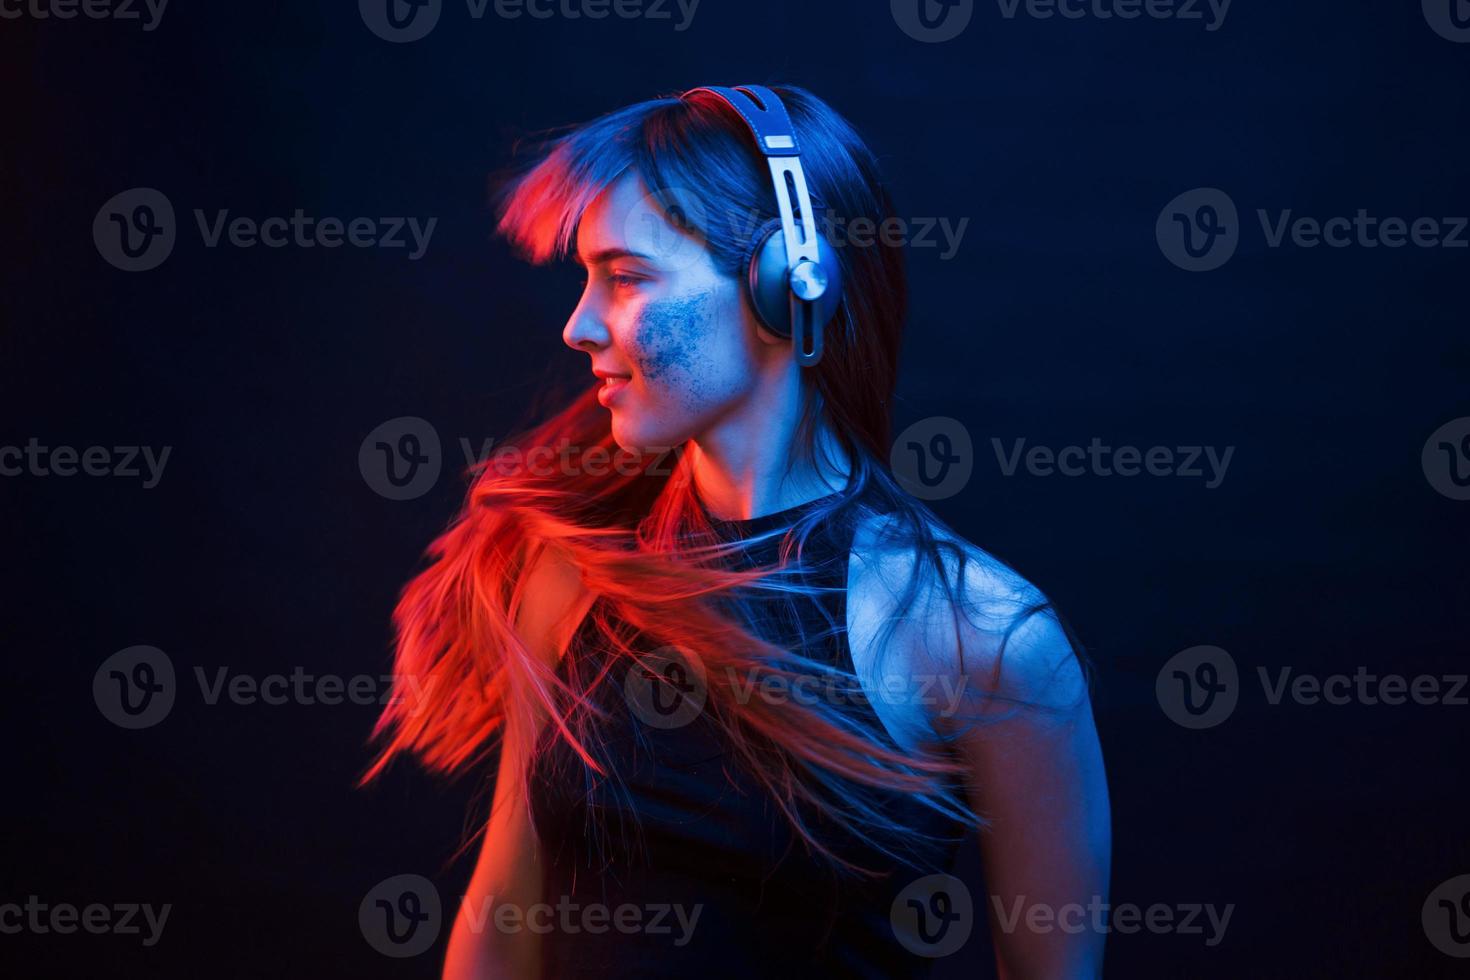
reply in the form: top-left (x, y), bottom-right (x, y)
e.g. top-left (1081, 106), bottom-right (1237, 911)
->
top-left (365, 83), bottom-right (1111, 978)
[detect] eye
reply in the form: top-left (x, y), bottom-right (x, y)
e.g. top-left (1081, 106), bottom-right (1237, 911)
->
top-left (577, 269), bottom-right (645, 293)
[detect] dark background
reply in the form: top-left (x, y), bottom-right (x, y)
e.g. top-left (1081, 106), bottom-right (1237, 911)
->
top-left (4, 0), bottom-right (1468, 976)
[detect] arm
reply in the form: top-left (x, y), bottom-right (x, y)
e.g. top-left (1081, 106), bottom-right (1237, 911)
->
top-left (442, 541), bottom-right (596, 980)
top-left (850, 517), bottom-right (1112, 976)
top-left (443, 736), bottom-right (545, 979)
top-left (945, 606), bottom-right (1111, 979)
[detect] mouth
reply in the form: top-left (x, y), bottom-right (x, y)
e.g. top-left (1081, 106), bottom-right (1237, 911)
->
top-left (596, 373), bottom-right (631, 406)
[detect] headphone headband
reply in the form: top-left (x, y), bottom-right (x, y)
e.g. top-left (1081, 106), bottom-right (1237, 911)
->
top-left (679, 84), bottom-right (833, 366)
top-left (680, 85), bottom-right (801, 156)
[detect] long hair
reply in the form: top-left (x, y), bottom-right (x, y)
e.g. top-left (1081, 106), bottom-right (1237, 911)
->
top-left (362, 84), bottom-right (1090, 874)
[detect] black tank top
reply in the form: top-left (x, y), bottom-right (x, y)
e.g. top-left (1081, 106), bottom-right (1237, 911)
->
top-left (528, 486), bottom-right (970, 978)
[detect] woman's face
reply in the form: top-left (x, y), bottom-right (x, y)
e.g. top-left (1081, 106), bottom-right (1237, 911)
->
top-left (564, 171), bottom-right (773, 452)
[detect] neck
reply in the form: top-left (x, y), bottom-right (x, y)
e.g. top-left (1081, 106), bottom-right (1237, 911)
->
top-left (685, 362), bottom-right (852, 522)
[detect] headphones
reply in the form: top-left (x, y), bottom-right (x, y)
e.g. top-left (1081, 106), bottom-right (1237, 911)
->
top-left (678, 84), bottom-right (844, 367)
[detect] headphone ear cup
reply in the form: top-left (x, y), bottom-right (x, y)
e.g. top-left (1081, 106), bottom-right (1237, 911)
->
top-left (745, 218), bottom-right (844, 341)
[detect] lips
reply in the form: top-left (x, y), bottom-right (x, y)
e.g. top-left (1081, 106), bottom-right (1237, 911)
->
top-left (596, 373), bottom-right (630, 406)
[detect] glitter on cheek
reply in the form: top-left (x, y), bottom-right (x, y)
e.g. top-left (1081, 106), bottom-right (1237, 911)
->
top-left (626, 289), bottom-right (725, 411)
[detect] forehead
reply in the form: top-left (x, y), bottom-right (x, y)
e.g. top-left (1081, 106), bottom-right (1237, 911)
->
top-left (576, 170), bottom-right (688, 264)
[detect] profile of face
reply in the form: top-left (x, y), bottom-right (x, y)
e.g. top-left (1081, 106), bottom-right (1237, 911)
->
top-left (565, 171), bottom-right (779, 452)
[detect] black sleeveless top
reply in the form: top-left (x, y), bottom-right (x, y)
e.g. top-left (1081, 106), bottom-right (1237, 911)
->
top-left (527, 487), bottom-right (970, 978)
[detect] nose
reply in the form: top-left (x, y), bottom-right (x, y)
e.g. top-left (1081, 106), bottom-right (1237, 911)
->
top-left (562, 294), bottom-right (610, 353)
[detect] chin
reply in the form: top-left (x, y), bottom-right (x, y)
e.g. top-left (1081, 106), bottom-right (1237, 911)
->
top-left (610, 413), bottom-right (690, 458)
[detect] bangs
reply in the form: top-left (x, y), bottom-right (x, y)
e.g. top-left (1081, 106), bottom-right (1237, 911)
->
top-left (495, 100), bottom-right (676, 265)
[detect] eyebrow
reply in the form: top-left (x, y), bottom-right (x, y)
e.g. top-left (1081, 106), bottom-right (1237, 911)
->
top-left (574, 247), bottom-right (655, 268)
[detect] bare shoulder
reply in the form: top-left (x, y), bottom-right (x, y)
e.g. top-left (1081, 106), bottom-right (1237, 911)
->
top-left (513, 538), bottom-right (598, 670)
top-left (847, 509), bottom-right (1087, 725)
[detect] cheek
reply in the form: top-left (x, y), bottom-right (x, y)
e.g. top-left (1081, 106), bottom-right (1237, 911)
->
top-left (622, 288), bottom-right (746, 411)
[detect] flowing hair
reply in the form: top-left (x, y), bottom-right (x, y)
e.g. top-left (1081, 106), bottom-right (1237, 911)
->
top-left (362, 84), bottom-right (1091, 875)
